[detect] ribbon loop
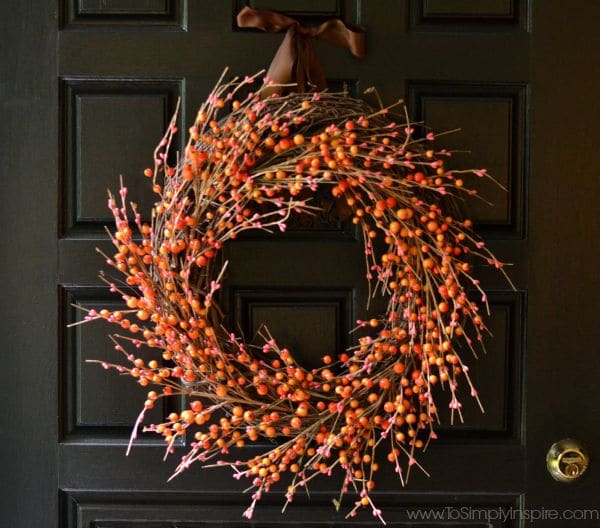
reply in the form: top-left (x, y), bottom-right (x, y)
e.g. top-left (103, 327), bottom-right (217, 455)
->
top-left (236, 6), bottom-right (365, 95)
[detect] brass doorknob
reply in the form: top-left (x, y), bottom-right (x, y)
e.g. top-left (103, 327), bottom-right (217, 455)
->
top-left (546, 438), bottom-right (589, 482)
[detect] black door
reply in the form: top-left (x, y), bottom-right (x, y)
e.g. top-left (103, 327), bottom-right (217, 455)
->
top-left (2, 1), bottom-right (599, 527)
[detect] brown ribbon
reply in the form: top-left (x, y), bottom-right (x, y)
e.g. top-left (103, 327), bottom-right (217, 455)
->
top-left (237, 6), bottom-right (366, 95)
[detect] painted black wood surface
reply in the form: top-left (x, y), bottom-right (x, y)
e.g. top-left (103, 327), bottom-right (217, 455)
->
top-left (1, 1), bottom-right (599, 526)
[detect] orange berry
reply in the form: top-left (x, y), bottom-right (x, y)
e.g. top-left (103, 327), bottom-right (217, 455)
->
top-left (427, 221), bottom-right (439, 232)
top-left (183, 370), bottom-right (197, 382)
top-left (383, 401), bottom-right (395, 413)
top-left (180, 410), bottom-right (194, 423)
top-left (126, 298), bottom-right (138, 309)
top-left (389, 221), bottom-right (401, 234)
top-left (265, 426), bottom-right (277, 438)
top-left (379, 378), bottom-right (391, 390)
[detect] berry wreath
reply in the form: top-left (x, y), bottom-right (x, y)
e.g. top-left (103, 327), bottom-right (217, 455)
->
top-left (79, 71), bottom-right (511, 522)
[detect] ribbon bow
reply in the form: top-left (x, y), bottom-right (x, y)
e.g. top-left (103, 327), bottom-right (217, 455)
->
top-left (236, 6), bottom-right (366, 95)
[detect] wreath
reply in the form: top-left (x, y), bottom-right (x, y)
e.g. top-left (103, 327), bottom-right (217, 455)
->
top-left (80, 68), bottom-right (511, 522)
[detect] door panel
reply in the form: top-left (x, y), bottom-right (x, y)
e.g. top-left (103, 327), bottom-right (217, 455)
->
top-left (63, 491), bottom-right (522, 527)
top-left (409, 0), bottom-right (529, 31)
top-left (2, 1), bottom-right (599, 527)
top-left (60, 78), bottom-right (183, 237)
top-left (408, 81), bottom-right (528, 237)
top-left (61, 0), bottom-right (186, 28)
